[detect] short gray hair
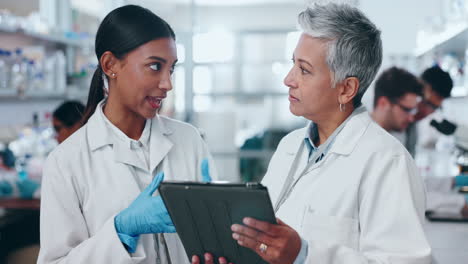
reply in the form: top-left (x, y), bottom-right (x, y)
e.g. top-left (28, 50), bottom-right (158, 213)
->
top-left (298, 3), bottom-right (382, 107)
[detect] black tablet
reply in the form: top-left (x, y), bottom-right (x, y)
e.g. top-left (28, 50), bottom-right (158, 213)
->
top-left (159, 181), bottom-right (276, 264)
top-left (425, 211), bottom-right (468, 222)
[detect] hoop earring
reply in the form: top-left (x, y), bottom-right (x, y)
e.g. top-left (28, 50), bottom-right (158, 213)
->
top-left (339, 103), bottom-right (346, 112)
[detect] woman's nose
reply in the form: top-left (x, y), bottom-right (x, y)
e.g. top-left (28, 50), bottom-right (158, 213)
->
top-left (284, 68), bottom-right (297, 88)
top-left (159, 76), bottom-right (173, 91)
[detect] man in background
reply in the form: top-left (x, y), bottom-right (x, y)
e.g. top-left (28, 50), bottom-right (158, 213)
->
top-left (371, 66), bottom-right (423, 134)
top-left (406, 65), bottom-right (453, 156)
top-left (372, 66), bottom-right (467, 216)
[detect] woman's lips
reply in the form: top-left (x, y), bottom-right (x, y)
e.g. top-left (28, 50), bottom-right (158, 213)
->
top-left (289, 94), bottom-right (299, 102)
top-left (146, 96), bottom-right (164, 109)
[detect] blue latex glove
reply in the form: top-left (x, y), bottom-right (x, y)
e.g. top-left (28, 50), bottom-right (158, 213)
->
top-left (455, 175), bottom-right (468, 187)
top-left (0, 180), bottom-right (13, 197)
top-left (201, 158), bottom-right (212, 183)
top-left (16, 179), bottom-right (40, 199)
top-left (114, 172), bottom-right (175, 253)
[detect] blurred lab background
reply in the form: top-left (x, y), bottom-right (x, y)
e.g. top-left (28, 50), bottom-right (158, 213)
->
top-left (0, 0), bottom-right (468, 263)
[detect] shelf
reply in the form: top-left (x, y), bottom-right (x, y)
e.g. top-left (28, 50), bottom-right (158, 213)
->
top-left (0, 87), bottom-right (88, 102)
top-left (0, 89), bottom-right (17, 97)
top-left (0, 24), bottom-right (86, 48)
top-left (415, 21), bottom-right (468, 57)
top-left (0, 94), bottom-right (66, 102)
top-left (24, 90), bottom-right (67, 98)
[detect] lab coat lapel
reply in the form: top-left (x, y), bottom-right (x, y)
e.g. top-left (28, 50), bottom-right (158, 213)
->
top-left (113, 142), bottom-right (147, 171)
top-left (283, 127), bottom-right (310, 180)
top-left (302, 110), bottom-right (370, 175)
top-left (149, 115), bottom-right (174, 174)
top-left (87, 102), bottom-right (112, 151)
top-left (86, 100), bottom-right (151, 172)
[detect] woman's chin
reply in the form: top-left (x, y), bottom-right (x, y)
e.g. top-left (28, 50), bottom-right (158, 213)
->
top-left (141, 109), bottom-right (158, 119)
top-left (289, 105), bottom-right (302, 117)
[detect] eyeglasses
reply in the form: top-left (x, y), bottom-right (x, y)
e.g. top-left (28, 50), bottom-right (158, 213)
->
top-left (391, 101), bottom-right (418, 115)
top-left (421, 99), bottom-right (441, 111)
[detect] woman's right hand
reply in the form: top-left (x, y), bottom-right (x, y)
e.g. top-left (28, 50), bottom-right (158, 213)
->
top-left (191, 253), bottom-right (232, 264)
top-left (114, 172), bottom-right (175, 252)
top-left (115, 172), bottom-right (175, 236)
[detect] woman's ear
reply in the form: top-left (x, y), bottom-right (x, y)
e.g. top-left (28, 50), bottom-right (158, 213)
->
top-left (338, 77), bottom-right (360, 105)
top-left (99, 51), bottom-right (119, 78)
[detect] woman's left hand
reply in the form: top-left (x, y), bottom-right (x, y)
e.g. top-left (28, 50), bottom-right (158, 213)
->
top-left (231, 217), bottom-right (301, 264)
top-left (191, 253), bottom-right (232, 264)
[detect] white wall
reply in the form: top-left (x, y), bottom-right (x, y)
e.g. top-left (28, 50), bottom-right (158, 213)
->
top-left (138, 4), bottom-right (304, 33)
top-left (360, 0), bottom-right (440, 56)
top-left (0, 0), bottom-right (39, 16)
top-left (358, 0), bottom-right (441, 108)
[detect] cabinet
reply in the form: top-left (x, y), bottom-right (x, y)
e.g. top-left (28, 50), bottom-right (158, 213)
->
top-left (415, 19), bottom-right (468, 97)
top-left (0, 15), bottom-right (92, 101)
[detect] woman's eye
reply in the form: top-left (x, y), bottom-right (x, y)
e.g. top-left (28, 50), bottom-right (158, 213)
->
top-left (300, 66), bottom-right (310, 74)
top-left (150, 63), bottom-right (161, 71)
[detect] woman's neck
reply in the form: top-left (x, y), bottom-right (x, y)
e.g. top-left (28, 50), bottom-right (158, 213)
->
top-left (103, 100), bottom-right (145, 140)
top-left (312, 108), bottom-right (353, 146)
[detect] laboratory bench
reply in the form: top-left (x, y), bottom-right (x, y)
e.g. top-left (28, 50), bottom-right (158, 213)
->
top-left (424, 219), bottom-right (468, 264)
top-left (0, 198), bottom-right (40, 210)
top-left (0, 199), bottom-right (40, 262)
top-left (0, 198), bottom-right (465, 263)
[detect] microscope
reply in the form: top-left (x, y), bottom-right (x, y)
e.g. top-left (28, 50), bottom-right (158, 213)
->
top-left (430, 119), bottom-right (468, 192)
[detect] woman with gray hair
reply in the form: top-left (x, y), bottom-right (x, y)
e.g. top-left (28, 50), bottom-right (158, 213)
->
top-left (192, 3), bottom-right (431, 264)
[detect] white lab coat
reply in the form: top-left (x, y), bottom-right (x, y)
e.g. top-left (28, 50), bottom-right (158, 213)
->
top-left (38, 106), bottom-right (216, 264)
top-left (262, 110), bottom-right (432, 264)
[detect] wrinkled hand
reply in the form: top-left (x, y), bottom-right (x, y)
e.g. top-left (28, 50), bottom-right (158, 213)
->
top-left (201, 158), bottom-right (212, 182)
top-left (0, 180), bottom-right (13, 197)
top-left (430, 119), bottom-right (457, 135)
top-left (231, 217), bottom-right (301, 264)
top-left (115, 172), bottom-right (176, 236)
top-left (16, 179), bottom-right (39, 199)
top-left (462, 200), bottom-right (468, 217)
top-left (191, 253), bottom-right (232, 264)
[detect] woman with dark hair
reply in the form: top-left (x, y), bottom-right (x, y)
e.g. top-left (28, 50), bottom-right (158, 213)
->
top-left (52, 100), bottom-right (85, 143)
top-left (38, 5), bottom-right (216, 263)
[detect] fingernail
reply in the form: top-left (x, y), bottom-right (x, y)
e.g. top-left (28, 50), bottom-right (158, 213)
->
top-left (232, 233), bottom-right (239, 240)
top-left (231, 225), bottom-right (238, 231)
top-left (192, 255), bottom-right (197, 262)
top-left (204, 253), bottom-right (212, 261)
top-left (243, 217), bottom-right (250, 224)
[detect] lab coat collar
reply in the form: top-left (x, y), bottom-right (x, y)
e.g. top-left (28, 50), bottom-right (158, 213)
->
top-left (284, 107), bottom-right (370, 157)
top-left (285, 127), bottom-right (308, 155)
top-left (327, 107), bottom-right (370, 156)
top-left (149, 115), bottom-right (174, 174)
top-left (87, 100), bottom-right (113, 152)
top-left (87, 100), bottom-right (174, 173)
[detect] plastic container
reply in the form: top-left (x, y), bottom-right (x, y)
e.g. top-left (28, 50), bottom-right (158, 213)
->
top-left (55, 50), bottom-right (66, 92)
top-left (0, 49), bottom-right (7, 89)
